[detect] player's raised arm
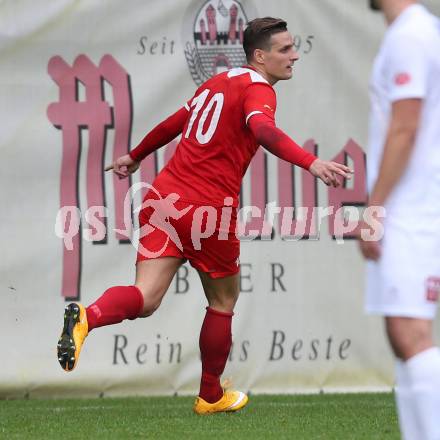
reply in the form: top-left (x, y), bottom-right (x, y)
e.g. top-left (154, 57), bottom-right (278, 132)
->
top-left (106, 105), bottom-right (189, 178)
top-left (249, 114), bottom-right (352, 187)
top-left (244, 84), bottom-right (352, 187)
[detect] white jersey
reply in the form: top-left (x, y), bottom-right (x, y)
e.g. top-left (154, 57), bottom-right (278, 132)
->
top-left (366, 4), bottom-right (440, 319)
top-left (368, 4), bottom-right (440, 229)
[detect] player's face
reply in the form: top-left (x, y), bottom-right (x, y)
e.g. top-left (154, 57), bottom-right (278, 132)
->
top-left (262, 32), bottom-right (299, 83)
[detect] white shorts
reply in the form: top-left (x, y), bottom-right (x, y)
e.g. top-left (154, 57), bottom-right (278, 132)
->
top-left (365, 222), bottom-right (440, 319)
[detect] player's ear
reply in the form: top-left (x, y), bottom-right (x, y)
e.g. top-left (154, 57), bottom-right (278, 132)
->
top-left (254, 48), bottom-right (265, 64)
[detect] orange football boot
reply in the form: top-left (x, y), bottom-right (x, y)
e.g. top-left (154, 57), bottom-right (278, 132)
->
top-left (57, 303), bottom-right (88, 372)
top-left (193, 390), bottom-right (249, 415)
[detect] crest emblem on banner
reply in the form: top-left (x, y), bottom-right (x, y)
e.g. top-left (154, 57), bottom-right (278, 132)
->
top-left (184, 0), bottom-right (249, 85)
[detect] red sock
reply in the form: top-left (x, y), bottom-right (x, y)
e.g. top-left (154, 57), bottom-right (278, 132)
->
top-left (86, 286), bottom-right (144, 332)
top-left (199, 307), bottom-right (233, 403)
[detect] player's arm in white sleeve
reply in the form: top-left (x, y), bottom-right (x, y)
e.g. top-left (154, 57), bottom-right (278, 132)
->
top-left (368, 33), bottom-right (427, 208)
top-left (368, 99), bottom-right (423, 208)
top-left (360, 35), bottom-right (427, 260)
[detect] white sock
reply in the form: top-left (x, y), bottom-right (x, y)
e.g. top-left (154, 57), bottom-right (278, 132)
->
top-left (405, 347), bottom-right (440, 440)
top-left (395, 360), bottom-right (422, 440)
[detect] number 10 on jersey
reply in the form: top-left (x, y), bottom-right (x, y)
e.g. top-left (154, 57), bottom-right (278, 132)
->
top-left (184, 89), bottom-right (224, 144)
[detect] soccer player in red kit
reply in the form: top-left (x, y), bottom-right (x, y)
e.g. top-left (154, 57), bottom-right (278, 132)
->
top-left (57, 17), bottom-right (352, 414)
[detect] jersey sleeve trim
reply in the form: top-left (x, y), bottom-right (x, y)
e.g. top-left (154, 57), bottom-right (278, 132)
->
top-left (242, 83), bottom-right (277, 125)
top-left (245, 110), bottom-right (263, 125)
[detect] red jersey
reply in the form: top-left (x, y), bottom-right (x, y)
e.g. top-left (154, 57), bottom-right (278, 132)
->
top-left (152, 67), bottom-right (277, 207)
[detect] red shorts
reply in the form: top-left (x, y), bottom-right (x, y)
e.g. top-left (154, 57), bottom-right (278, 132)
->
top-left (136, 191), bottom-right (240, 279)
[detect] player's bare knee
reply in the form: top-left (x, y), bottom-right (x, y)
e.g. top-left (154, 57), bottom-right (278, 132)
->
top-left (135, 284), bottom-right (167, 317)
top-left (138, 307), bottom-right (158, 318)
top-left (139, 299), bottom-right (161, 317)
top-left (209, 291), bottom-right (238, 312)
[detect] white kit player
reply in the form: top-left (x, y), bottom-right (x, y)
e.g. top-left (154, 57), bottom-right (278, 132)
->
top-left (360, 1), bottom-right (440, 439)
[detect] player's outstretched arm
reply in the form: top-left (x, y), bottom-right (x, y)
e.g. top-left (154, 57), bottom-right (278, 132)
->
top-left (105, 106), bottom-right (189, 176)
top-left (108, 154), bottom-right (140, 179)
top-left (308, 158), bottom-right (353, 188)
top-left (248, 113), bottom-right (352, 187)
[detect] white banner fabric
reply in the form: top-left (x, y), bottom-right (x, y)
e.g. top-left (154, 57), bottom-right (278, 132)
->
top-left (1, 0), bottom-right (439, 398)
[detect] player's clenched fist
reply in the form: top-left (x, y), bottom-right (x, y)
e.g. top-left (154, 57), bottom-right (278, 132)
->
top-left (308, 159), bottom-right (353, 187)
top-left (106, 154), bottom-right (140, 179)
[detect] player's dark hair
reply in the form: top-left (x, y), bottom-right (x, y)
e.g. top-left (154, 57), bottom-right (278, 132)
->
top-left (369, 0), bottom-right (381, 11)
top-left (243, 17), bottom-right (288, 62)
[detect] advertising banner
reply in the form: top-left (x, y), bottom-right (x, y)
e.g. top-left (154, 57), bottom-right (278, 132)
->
top-left (1, 0), bottom-right (439, 398)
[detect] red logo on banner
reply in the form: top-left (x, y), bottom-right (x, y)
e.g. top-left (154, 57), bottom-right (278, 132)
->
top-left (47, 54), bottom-right (133, 300)
top-left (184, 0), bottom-right (249, 85)
top-left (394, 72), bottom-right (411, 86)
top-left (426, 277), bottom-right (440, 302)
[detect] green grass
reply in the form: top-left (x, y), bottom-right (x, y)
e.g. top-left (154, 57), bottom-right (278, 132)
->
top-left (0, 393), bottom-right (399, 439)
